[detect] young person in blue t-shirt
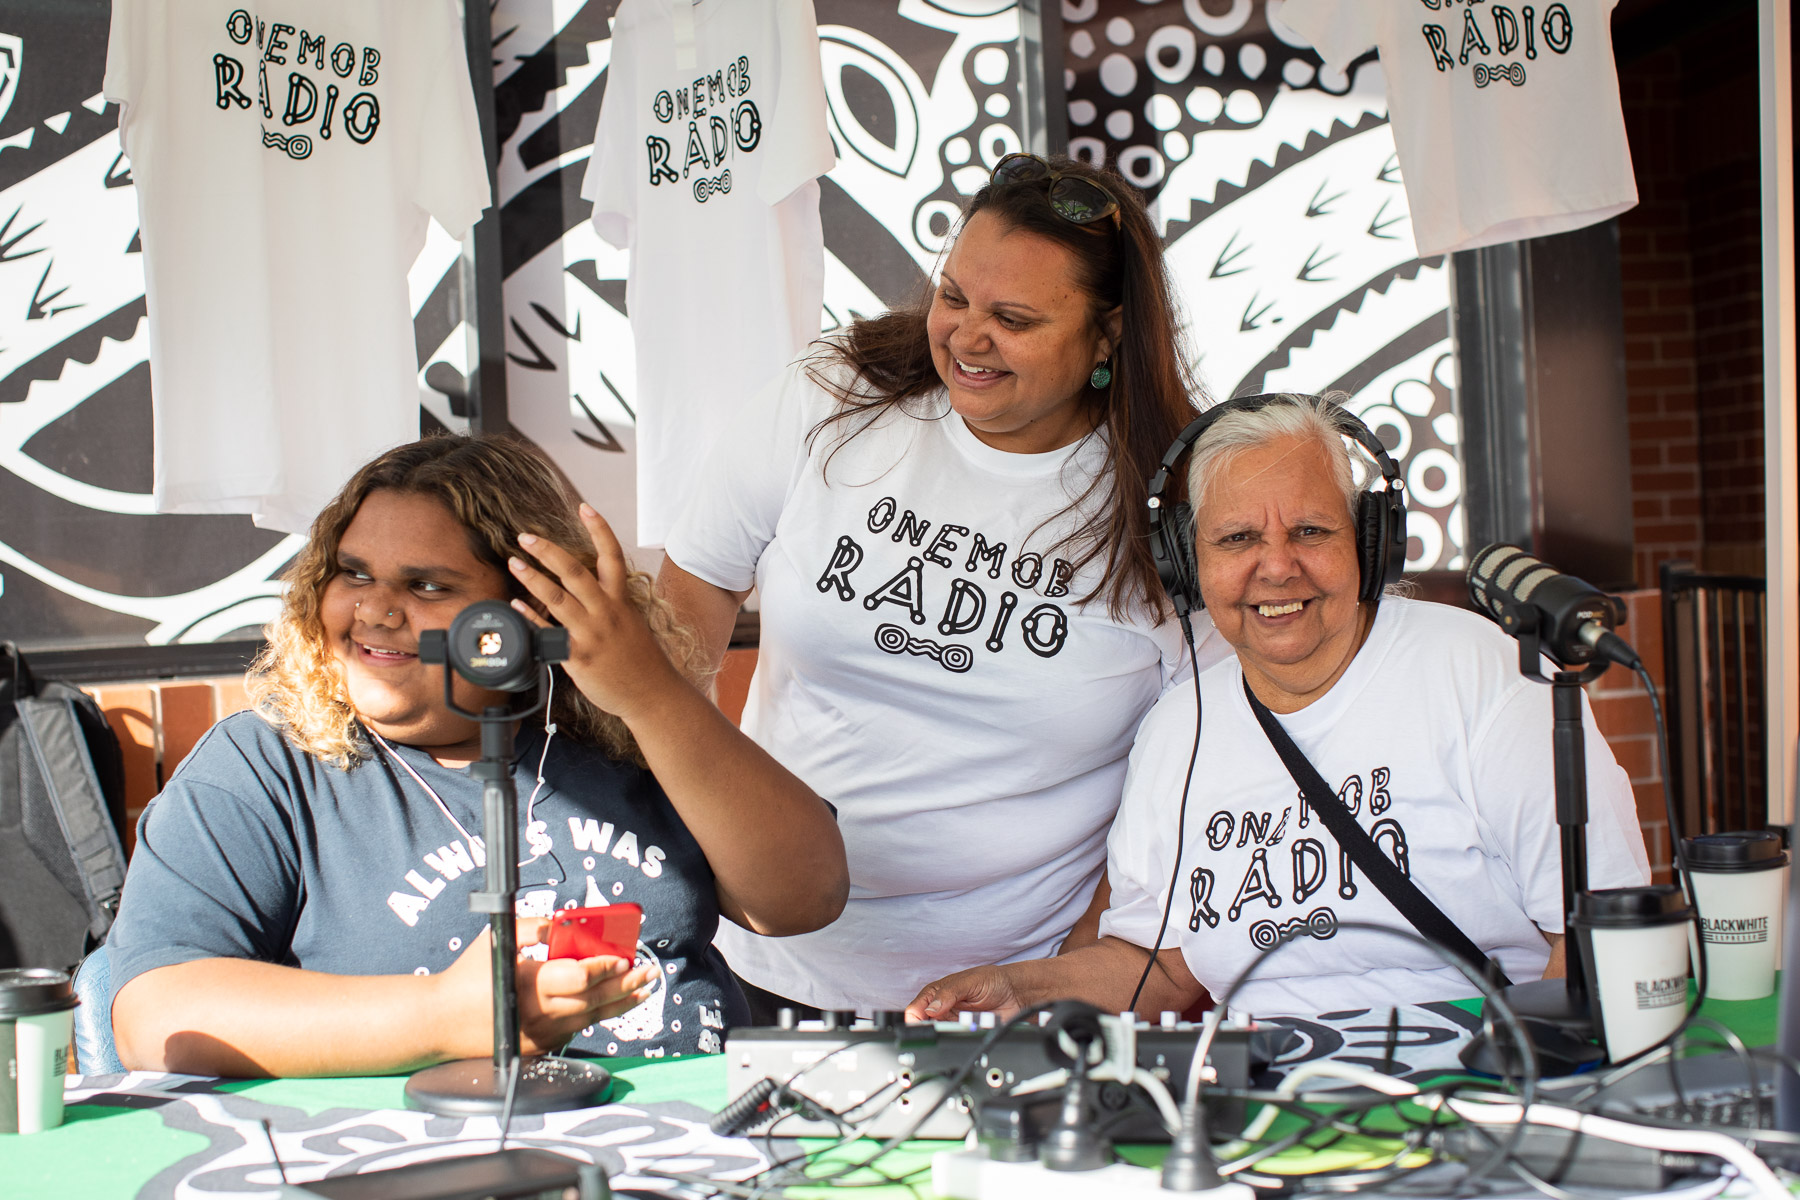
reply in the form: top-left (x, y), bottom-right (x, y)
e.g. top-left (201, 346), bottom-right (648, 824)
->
top-left (107, 435), bottom-right (847, 1076)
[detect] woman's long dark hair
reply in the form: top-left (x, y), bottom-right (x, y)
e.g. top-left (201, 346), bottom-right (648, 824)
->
top-left (804, 156), bottom-right (1203, 621)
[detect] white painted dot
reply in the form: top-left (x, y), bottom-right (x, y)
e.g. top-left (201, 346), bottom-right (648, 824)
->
top-left (1117, 145), bottom-right (1165, 187)
top-left (1146, 25), bottom-right (1197, 83)
top-left (1238, 42), bottom-right (1267, 80)
top-left (665, 963), bottom-right (679, 974)
top-left (1099, 53), bottom-right (1138, 96)
top-left (414, 966), bottom-right (430, 976)
top-left (984, 92), bottom-right (1012, 118)
top-left (1144, 93), bottom-right (1182, 131)
top-left (656, 939), bottom-right (671, 949)
top-left (1065, 68), bottom-right (1077, 90)
top-left (1068, 136), bottom-right (1106, 165)
top-left (1163, 130), bottom-right (1190, 161)
top-left (611, 881), bottom-right (624, 896)
top-left (944, 135), bottom-right (972, 164)
top-left (671, 1019), bottom-right (682, 1033)
top-left (1202, 45), bottom-right (1225, 75)
top-left (1105, 109), bottom-right (1133, 139)
top-left (980, 123), bottom-right (1021, 166)
top-left (1224, 88), bottom-right (1263, 123)
top-left (1106, 16), bottom-right (1134, 45)
top-left (448, 937), bottom-right (462, 952)
top-left (564, 898), bottom-right (578, 908)
top-left (1185, 86), bottom-right (1223, 122)
top-left (606, 1041), bottom-right (618, 1054)
top-left (1068, 99), bottom-right (1097, 126)
top-left (672, 993), bottom-right (683, 1004)
top-left (951, 164), bottom-right (990, 195)
top-left (1070, 29), bottom-right (1095, 58)
top-left (1318, 63), bottom-right (1350, 93)
top-left (974, 47), bottom-right (1011, 85)
top-left (1282, 58), bottom-right (1316, 87)
top-left (583, 856), bottom-right (596, 870)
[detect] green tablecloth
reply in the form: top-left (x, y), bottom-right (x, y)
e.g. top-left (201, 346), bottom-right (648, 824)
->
top-left (2, 981), bottom-right (1782, 1199)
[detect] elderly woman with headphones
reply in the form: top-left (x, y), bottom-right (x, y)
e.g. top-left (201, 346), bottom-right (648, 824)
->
top-left (908, 393), bottom-right (1650, 1019)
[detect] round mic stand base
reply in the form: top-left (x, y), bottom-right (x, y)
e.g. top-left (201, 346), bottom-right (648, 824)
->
top-left (405, 1056), bottom-right (613, 1116)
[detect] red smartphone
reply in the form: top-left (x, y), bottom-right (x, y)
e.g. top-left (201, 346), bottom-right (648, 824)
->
top-left (546, 903), bottom-right (643, 962)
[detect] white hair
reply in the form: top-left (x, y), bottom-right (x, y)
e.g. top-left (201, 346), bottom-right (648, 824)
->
top-left (1184, 393), bottom-right (1368, 519)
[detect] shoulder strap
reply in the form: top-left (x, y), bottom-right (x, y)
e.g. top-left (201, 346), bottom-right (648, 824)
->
top-left (15, 681), bottom-right (128, 941)
top-left (1241, 676), bottom-right (1512, 989)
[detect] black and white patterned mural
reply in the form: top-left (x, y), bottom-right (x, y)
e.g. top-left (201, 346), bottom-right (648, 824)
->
top-left (1060, 0), bottom-right (1464, 572)
top-left (0, 0), bottom-right (1467, 655)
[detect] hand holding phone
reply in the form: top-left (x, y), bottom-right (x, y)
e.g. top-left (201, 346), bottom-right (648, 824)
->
top-left (546, 902), bottom-right (643, 962)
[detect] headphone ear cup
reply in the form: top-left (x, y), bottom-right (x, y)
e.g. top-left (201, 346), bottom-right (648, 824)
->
top-left (1355, 492), bottom-right (1385, 604)
top-left (1354, 491), bottom-right (1408, 603)
top-left (1172, 501), bottom-right (1201, 610)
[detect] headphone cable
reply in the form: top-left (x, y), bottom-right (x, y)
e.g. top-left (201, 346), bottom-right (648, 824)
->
top-left (1126, 612), bottom-right (1203, 1014)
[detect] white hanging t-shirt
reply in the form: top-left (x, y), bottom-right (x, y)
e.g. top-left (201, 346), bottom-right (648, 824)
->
top-left (1279, 0), bottom-right (1637, 257)
top-left (104, 1), bottom-right (490, 534)
top-left (665, 359), bottom-right (1225, 1011)
top-left (1102, 597), bottom-right (1651, 1016)
top-left (584, 0), bottom-right (834, 549)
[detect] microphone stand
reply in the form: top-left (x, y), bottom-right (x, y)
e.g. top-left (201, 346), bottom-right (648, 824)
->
top-left (1487, 605), bottom-right (1611, 1046)
top-left (404, 659), bottom-right (613, 1117)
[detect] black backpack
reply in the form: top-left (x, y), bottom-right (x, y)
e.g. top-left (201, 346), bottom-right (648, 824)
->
top-left (0, 642), bottom-right (129, 972)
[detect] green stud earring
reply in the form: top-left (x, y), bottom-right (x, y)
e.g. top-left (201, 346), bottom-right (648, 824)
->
top-left (1089, 360), bottom-right (1112, 389)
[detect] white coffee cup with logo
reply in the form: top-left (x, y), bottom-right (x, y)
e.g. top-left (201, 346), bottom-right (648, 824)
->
top-left (1572, 885), bottom-right (1693, 1062)
top-left (0, 968), bottom-right (76, 1134)
top-left (1683, 831), bottom-right (1789, 1002)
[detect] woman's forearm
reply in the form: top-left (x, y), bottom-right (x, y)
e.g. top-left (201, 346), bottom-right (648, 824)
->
top-left (112, 958), bottom-right (476, 1077)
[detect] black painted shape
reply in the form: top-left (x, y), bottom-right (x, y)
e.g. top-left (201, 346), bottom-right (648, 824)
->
top-left (0, 0), bottom-right (113, 194)
top-left (424, 363), bottom-right (470, 417)
top-left (489, 3), bottom-right (619, 149)
top-left (0, 296), bottom-right (143, 407)
top-left (816, 0), bottom-right (957, 91)
top-left (819, 175), bottom-right (927, 310)
top-left (500, 162), bottom-right (589, 278)
top-left (0, 464), bottom-right (287, 599)
top-left (565, 260), bottom-right (627, 316)
top-left (0, 564), bottom-right (157, 649)
top-left (20, 360), bottom-right (152, 492)
top-left (421, 405), bottom-right (451, 438)
top-left (518, 72), bottom-right (604, 172)
top-left (413, 266), bottom-right (460, 370)
top-left (840, 63), bottom-right (896, 151)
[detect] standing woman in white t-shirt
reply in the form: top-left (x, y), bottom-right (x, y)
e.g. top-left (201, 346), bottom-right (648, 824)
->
top-left (659, 155), bottom-right (1226, 1015)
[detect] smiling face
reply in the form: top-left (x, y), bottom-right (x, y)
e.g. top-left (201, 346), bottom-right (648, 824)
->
top-left (320, 488), bottom-right (516, 761)
top-left (1193, 434), bottom-right (1371, 711)
top-left (926, 210), bottom-right (1117, 454)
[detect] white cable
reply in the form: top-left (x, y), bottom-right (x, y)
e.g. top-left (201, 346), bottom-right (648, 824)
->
top-left (1230, 1059), bottom-right (1421, 1147)
top-left (1129, 1066), bottom-right (1182, 1134)
top-left (1432, 1094), bottom-right (1790, 1200)
top-left (522, 668), bottom-right (556, 832)
top-left (1186, 1009), bottom-right (1223, 1106)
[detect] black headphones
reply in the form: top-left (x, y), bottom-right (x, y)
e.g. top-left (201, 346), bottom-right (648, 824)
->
top-left (1146, 393), bottom-right (1408, 617)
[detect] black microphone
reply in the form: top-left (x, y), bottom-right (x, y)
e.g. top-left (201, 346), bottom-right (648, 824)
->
top-left (1466, 544), bottom-right (1641, 670)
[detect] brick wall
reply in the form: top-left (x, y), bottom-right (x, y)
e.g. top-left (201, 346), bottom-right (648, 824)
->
top-left (1617, 47), bottom-right (1703, 592)
top-left (1585, 591), bottom-right (1673, 881)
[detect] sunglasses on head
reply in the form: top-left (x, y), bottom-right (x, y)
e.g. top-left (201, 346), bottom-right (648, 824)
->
top-left (989, 153), bottom-right (1122, 228)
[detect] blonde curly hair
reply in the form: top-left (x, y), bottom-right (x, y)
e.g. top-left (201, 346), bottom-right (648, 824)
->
top-left (248, 434), bottom-right (705, 768)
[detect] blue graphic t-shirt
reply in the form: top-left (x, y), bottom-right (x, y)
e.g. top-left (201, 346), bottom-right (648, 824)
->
top-left (108, 711), bottom-right (747, 1058)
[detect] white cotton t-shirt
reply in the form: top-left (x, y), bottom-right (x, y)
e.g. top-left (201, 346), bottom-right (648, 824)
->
top-left (583, 0), bottom-right (834, 549)
top-left (104, 1), bottom-right (491, 533)
top-left (1279, 0), bottom-right (1636, 257)
top-left (665, 359), bottom-right (1225, 1011)
top-left (1101, 597), bottom-right (1650, 1017)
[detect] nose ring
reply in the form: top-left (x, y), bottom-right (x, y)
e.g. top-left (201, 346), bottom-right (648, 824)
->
top-left (355, 602), bottom-right (397, 617)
